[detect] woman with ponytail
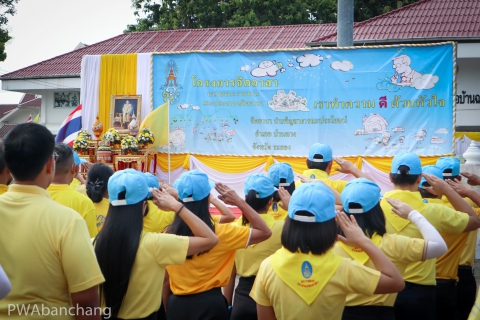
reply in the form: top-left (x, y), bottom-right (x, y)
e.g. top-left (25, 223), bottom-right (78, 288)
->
top-left (86, 163), bottom-right (114, 231)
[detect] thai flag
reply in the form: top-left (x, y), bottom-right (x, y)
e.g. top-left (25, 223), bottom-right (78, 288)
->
top-left (25, 114), bottom-right (32, 123)
top-left (55, 104), bottom-right (82, 146)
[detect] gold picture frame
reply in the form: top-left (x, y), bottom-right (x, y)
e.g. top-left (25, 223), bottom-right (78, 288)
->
top-left (110, 95), bottom-right (142, 133)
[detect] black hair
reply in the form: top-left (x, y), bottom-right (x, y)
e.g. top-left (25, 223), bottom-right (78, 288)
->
top-left (167, 196), bottom-right (214, 258)
top-left (54, 143), bottom-right (74, 175)
top-left (281, 212), bottom-right (337, 255)
top-left (243, 189), bottom-right (273, 226)
top-left (390, 165), bottom-right (420, 186)
top-left (94, 190), bottom-right (144, 318)
top-left (272, 181), bottom-right (295, 202)
top-left (339, 203), bottom-right (386, 238)
top-left (306, 155), bottom-right (330, 171)
top-left (3, 123), bottom-right (55, 181)
top-left (86, 163), bottom-right (114, 203)
top-left (0, 139), bottom-right (5, 174)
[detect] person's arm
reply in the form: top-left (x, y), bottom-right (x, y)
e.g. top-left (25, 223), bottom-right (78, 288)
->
top-left (277, 187), bottom-right (291, 211)
top-left (224, 264), bottom-right (236, 306)
top-left (446, 179), bottom-right (480, 208)
top-left (336, 212), bottom-right (405, 294)
top-left (334, 157), bottom-right (371, 180)
top-left (386, 198), bottom-right (447, 260)
top-left (257, 305), bottom-right (276, 320)
top-left (160, 182), bottom-right (179, 199)
top-left (162, 271), bottom-right (171, 313)
top-left (423, 173), bottom-right (480, 232)
top-left (461, 172), bottom-right (480, 186)
top-left (210, 193), bottom-right (236, 224)
top-left (152, 188), bottom-right (218, 256)
top-left (70, 286), bottom-right (101, 320)
top-left (215, 183), bottom-right (272, 245)
top-left (0, 265), bottom-right (11, 300)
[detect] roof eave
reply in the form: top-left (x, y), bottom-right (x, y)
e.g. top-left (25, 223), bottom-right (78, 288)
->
top-left (306, 36), bottom-right (480, 47)
top-left (0, 74), bottom-right (80, 81)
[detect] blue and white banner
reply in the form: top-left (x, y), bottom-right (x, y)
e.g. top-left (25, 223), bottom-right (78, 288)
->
top-left (152, 43), bottom-right (455, 156)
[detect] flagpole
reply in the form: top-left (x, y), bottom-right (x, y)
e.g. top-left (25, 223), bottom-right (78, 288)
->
top-left (167, 99), bottom-right (171, 185)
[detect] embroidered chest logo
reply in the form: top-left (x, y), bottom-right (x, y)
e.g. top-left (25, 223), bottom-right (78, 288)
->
top-left (310, 174), bottom-right (316, 179)
top-left (301, 261), bottom-right (312, 279)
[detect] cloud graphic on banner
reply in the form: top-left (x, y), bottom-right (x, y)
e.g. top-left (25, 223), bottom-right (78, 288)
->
top-left (240, 65), bottom-right (251, 72)
top-left (268, 90), bottom-right (309, 112)
top-left (431, 136), bottom-right (447, 144)
top-left (435, 128), bottom-right (448, 134)
top-left (412, 74), bottom-right (439, 90)
top-left (296, 54), bottom-right (324, 68)
top-left (192, 106), bottom-right (200, 110)
top-left (250, 60), bottom-right (283, 77)
top-left (177, 104), bottom-right (191, 110)
top-left (331, 60), bottom-right (354, 72)
top-left (376, 78), bottom-right (403, 92)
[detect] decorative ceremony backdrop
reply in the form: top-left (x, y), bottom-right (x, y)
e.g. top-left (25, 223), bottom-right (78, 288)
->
top-left (80, 42), bottom-right (464, 195)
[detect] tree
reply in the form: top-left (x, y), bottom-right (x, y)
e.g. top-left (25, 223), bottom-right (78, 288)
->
top-left (0, 0), bottom-right (18, 62)
top-left (127, 0), bottom-right (420, 31)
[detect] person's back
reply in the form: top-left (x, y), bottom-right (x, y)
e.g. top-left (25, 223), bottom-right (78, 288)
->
top-left (0, 123), bottom-right (104, 319)
top-left (0, 139), bottom-right (12, 195)
top-left (85, 163), bottom-right (114, 232)
top-left (47, 143), bottom-right (97, 238)
top-left (267, 163), bottom-right (295, 221)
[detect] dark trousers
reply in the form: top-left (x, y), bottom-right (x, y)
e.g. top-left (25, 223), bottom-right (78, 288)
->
top-left (457, 266), bottom-right (477, 320)
top-left (436, 279), bottom-right (458, 320)
top-left (394, 281), bottom-right (436, 320)
top-left (103, 312), bottom-right (158, 320)
top-left (342, 306), bottom-right (395, 320)
top-left (230, 276), bottom-right (257, 320)
top-left (166, 287), bottom-right (229, 320)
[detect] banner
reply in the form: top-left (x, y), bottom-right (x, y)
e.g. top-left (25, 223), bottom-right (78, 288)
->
top-left (152, 43), bottom-right (455, 156)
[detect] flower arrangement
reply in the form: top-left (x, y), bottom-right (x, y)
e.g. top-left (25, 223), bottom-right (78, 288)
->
top-left (73, 136), bottom-right (89, 154)
top-left (137, 128), bottom-right (155, 145)
top-left (77, 129), bottom-right (92, 140)
top-left (121, 135), bottom-right (138, 153)
top-left (102, 128), bottom-right (121, 145)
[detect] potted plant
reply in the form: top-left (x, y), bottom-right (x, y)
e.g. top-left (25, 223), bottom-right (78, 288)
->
top-left (102, 128), bottom-right (121, 148)
top-left (138, 128), bottom-right (155, 148)
top-left (77, 129), bottom-right (92, 141)
top-left (121, 136), bottom-right (139, 155)
top-left (73, 136), bottom-right (89, 155)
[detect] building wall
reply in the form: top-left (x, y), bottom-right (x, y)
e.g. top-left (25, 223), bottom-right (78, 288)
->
top-left (2, 109), bottom-right (36, 124)
top-left (456, 58), bottom-right (480, 128)
top-left (41, 91), bottom-right (77, 133)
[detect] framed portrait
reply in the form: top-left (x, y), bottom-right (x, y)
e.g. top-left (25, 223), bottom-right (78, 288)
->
top-left (110, 95), bottom-right (142, 133)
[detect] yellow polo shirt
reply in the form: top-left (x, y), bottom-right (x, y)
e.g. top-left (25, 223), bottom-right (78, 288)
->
top-left (381, 190), bottom-right (469, 285)
top-left (76, 184), bottom-right (87, 196)
top-left (47, 184), bottom-right (98, 238)
top-left (235, 215), bottom-right (284, 277)
top-left (426, 198), bottom-right (469, 281)
top-left (459, 203), bottom-right (480, 267)
top-left (93, 198), bottom-right (110, 232)
top-left (0, 184), bottom-right (104, 319)
top-left (267, 202), bottom-right (288, 221)
top-left (104, 232), bottom-right (189, 319)
top-left (69, 177), bottom-right (81, 190)
top-left (250, 255), bottom-right (380, 320)
top-left (0, 184), bottom-right (7, 195)
top-left (167, 223), bottom-right (251, 295)
top-left (332, 233), bottom-right (424, 306)
top-left (296, 169), bottom-right (347, 193)
top-left (144, 200), bottom-right (176, 233)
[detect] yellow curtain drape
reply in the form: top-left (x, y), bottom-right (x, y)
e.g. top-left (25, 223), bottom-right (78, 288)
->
top-left (157, 154), bottom-right (189, 172)
top-left (194, 155), bottom-right (269, 173)
top-left (264, 156), bottom-right (275, 171)
top-left (98, 54), bottom-right (137, 131)
top-left (454, 132), bottom-right (480, 141)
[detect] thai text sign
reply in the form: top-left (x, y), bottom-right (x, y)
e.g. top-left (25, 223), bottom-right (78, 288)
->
top-left (152, 43), bottom-right (454, 156)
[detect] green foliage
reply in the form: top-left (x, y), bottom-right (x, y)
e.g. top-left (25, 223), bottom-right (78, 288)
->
top-left (126, 0), bottom-right (420, 32)
top-left (0, 0), bottom-right (18, 62)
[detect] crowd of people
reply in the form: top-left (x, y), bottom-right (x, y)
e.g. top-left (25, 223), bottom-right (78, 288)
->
top-left (1, 122), bottom-right (480, 320)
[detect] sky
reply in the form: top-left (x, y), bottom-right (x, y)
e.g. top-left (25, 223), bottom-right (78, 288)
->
top-left (0, 0), bottom-right (138, 103)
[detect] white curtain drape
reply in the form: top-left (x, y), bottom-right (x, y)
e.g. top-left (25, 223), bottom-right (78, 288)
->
top-left (361, 159), bottom-right (394, 194)
top-left (137, 53), bottom-right (152, 123)
top-left (80, 55), bottom-right (101, 136)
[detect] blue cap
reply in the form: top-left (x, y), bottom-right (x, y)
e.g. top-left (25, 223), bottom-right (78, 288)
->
top-left (244, 173), bottom-right (276, 198)
top-left (174, 170), bottom-right (215, 202)
top-left (108, 169), bottom-right (149, 206)
top-left (288, 182), bottom-right (336, 223)
top-left (390, 152), bottom-right (422, 175)
top-left (144, 173), bottom-right (159, 198)
top-left (268, 163), bottom-right (295, 187)
top-left (308, 143), bottom-right (333, 162)
top-left (341, 178), bottom-right (381, 213)
top-left (73, 151), bottom-right (87, 166)
top-left (436, 157), bottom-right (460, 177)
top-left (420, 165), bottom-right (443, 188)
